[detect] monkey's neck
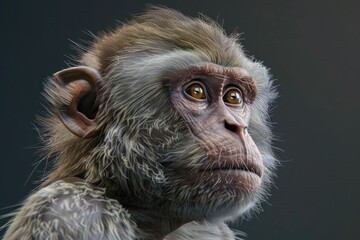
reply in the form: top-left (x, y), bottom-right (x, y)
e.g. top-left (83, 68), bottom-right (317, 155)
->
top-left (106, 184), bottom-right (190, 239)
top-left (125, 205), bottom-right (189, 239)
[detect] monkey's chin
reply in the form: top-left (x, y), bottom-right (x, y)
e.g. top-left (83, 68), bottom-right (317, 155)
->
top-left (180, 169), bottom-right (262, 192)
top-left (198, 169), bottom-right (261, 190)
top-left (168, 169), bottom-right (262, 220)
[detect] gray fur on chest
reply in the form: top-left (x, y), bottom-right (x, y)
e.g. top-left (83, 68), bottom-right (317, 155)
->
top-left (4, 180), bottom-right (239, 240)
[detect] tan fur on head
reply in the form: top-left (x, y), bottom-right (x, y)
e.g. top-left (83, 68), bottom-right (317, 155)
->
top-left (82, 7), bottom-right (245, 73)
top-left (41, 3), bottom-right (276, 227)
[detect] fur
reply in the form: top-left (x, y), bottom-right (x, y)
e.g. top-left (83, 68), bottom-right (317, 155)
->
top-left (3, 6), bottom-right (277, 239)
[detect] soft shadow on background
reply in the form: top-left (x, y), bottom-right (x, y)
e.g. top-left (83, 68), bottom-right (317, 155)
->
top-left (1, 0), bottom-right (359, 239)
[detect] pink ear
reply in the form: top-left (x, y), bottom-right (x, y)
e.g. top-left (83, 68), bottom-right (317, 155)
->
top-left (53, 66), bottom-right (104, 138)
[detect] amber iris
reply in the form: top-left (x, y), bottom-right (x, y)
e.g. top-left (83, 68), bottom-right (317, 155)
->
top-left (185, 83), bottom-right (206, 99)
top-left (223, 88), bottom-right (242, 105)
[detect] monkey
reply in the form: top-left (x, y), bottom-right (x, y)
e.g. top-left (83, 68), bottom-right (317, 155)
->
top-left (3, 6), bottom-right (277, 240)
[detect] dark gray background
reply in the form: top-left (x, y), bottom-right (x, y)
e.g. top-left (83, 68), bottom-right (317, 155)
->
top-left (1, 0), bottom-right (359, 239)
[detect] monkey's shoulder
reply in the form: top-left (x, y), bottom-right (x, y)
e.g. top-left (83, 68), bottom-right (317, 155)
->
top-left (4, 179), bottom-right (138, 240)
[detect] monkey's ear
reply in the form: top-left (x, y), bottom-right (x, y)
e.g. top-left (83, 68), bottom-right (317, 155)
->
top-left (53, 66), bottom-right (104, 138)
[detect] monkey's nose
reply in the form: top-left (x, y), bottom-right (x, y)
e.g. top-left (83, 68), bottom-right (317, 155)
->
top-left (224, 119), bottom-right (247, 135)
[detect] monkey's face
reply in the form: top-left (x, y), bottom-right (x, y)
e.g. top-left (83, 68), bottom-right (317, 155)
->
top-left (89, 49), bottom-right (269, 220)
top-left (154, 62), bottom-right (263, 219)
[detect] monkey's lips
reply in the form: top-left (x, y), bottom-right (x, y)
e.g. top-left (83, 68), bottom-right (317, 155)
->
top-left (202, 164), bottom-right (261, 190)
top-left (177, 159), bottom-right (262, 190)
top-left (199, 163), bottom-right (262, 177)
top-left (197, 155), bottom-right (263, 177)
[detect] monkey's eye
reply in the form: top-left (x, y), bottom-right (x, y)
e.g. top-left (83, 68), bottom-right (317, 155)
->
top-left (223, 88), bottom-right (243, 105)
top-left (185, 82), bottom-right (206, 100)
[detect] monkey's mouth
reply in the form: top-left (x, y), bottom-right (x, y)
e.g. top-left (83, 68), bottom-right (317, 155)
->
top-left (198, 163), bottom-right (262, 177)
top-left (176, 161), bottom-right (262, 192)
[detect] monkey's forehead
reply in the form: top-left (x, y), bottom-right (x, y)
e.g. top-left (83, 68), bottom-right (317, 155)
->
top-left (82, 7), bottom-right (245, 73)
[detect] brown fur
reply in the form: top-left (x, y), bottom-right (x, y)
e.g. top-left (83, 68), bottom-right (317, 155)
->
top-left (82, 7), bottom-right (244, 73)
top-left (42, 7), bottom-right (247, 189)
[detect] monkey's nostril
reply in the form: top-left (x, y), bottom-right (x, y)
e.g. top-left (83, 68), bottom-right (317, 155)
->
top-left (224, 121), bottom-right (239, 133)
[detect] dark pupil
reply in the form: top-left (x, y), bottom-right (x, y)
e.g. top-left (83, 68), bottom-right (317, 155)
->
top-left (194, 87), bottom-right (201, 95)
top-left (230, 92), bottom-right (239, 100)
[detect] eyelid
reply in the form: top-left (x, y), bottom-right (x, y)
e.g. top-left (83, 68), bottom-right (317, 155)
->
top-left (227, 77), bottom-right (257, 103)
top-left (222, 85), bottom-right (243, 97)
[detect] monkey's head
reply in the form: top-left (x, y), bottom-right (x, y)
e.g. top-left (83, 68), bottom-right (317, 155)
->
top-left (43, 7), bottom-right (277, 222)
